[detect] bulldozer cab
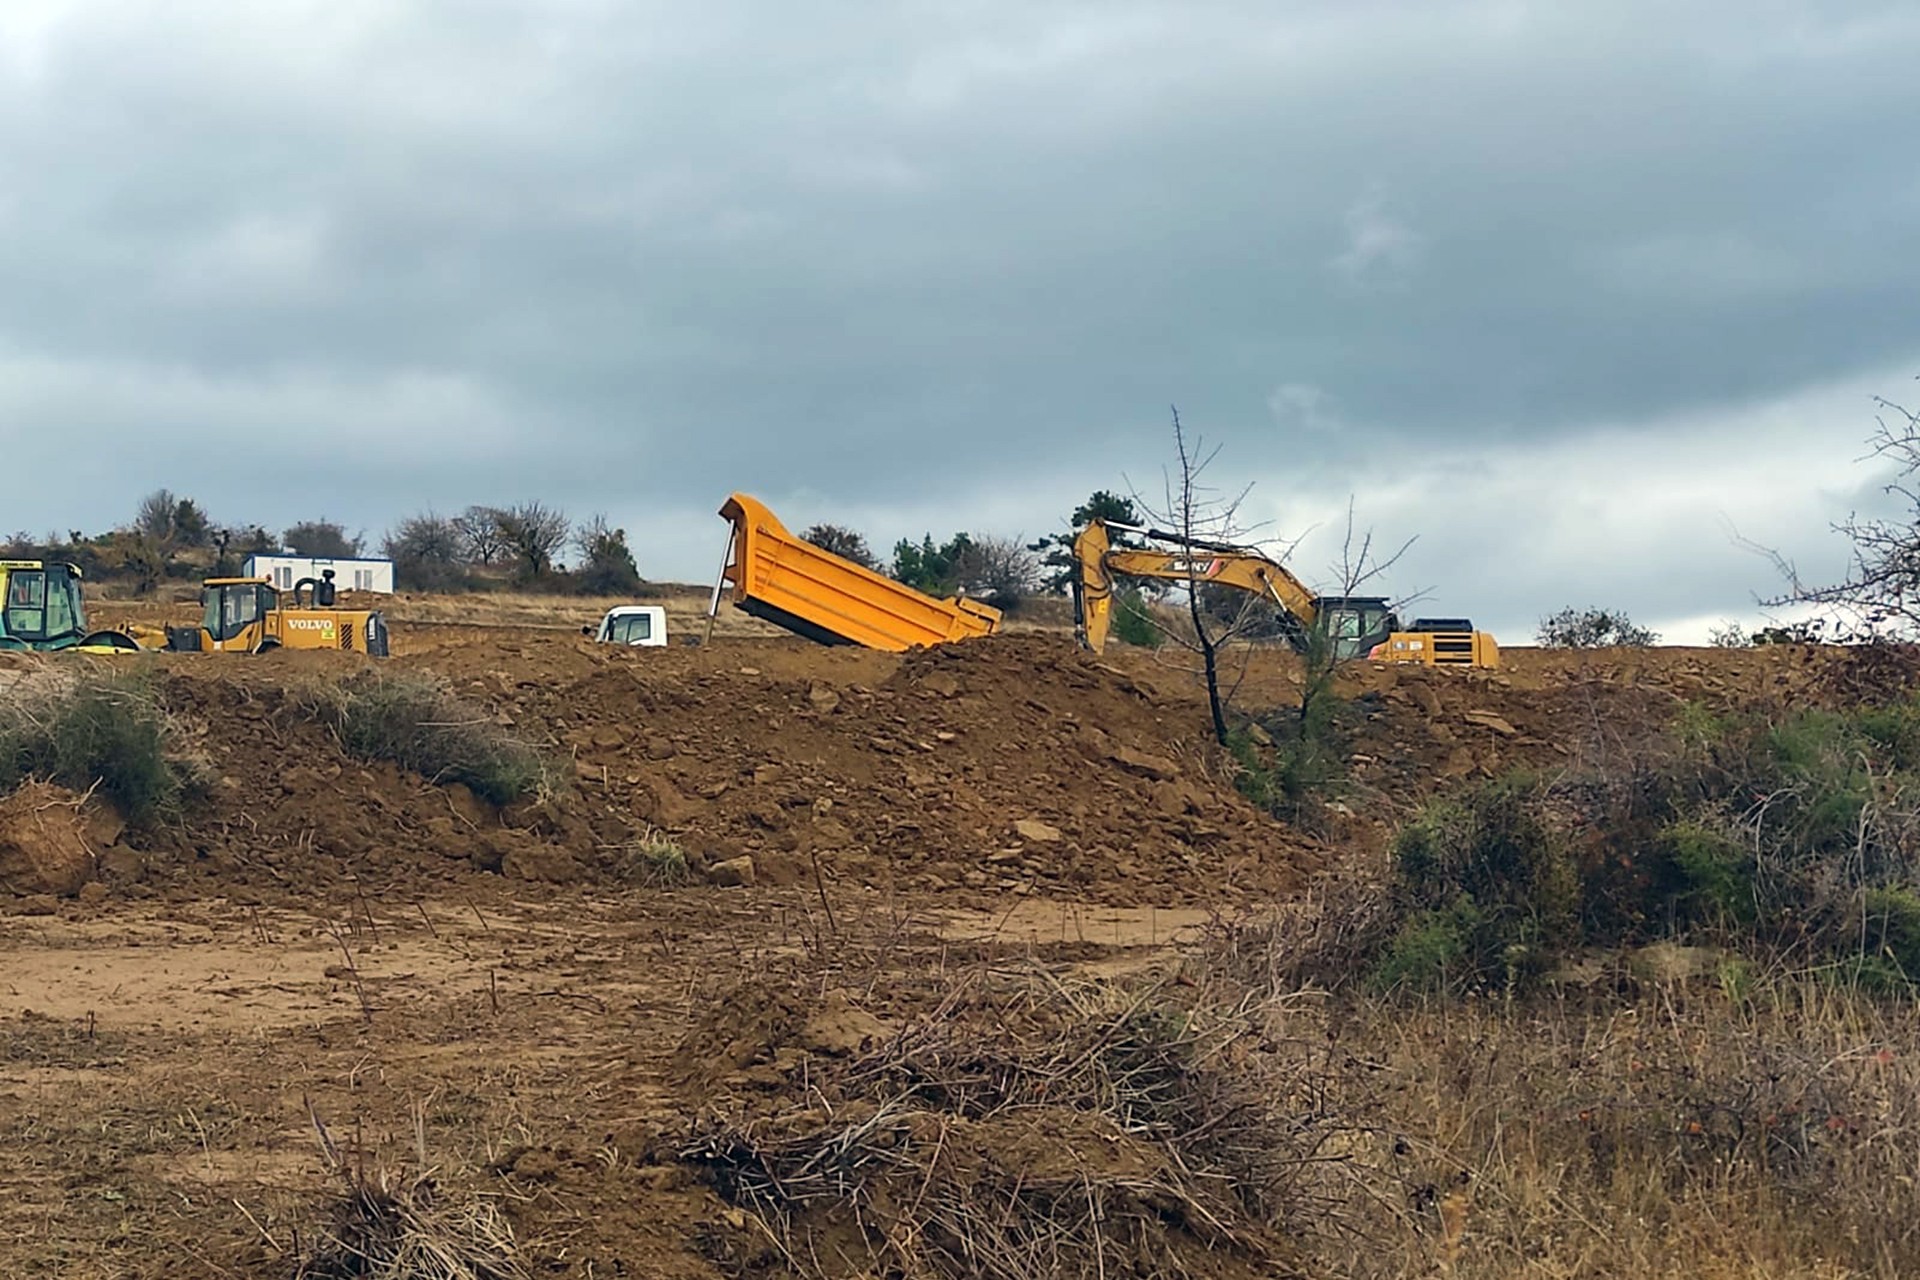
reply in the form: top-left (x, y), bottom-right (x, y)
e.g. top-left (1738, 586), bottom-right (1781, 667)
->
top-left (1313, 596), bottom-right (1400, 663)
top-left (1, 561), bottom-right (89, 650)
top-left (0, 561), bottom-right (142, 653)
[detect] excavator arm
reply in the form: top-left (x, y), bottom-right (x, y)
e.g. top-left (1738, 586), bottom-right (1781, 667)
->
top-left (1072, 520), bottom-right (1325, 653)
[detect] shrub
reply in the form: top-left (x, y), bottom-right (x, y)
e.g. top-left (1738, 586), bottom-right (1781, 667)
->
top-left (0, 667), bottom-right (201, 823)
top-left (1370, 900), bottom-right (1485, 994)
top-left (1110, 587), bottom-right (1158, 648)
top-left (1230, 719), bottom-right (1343, 827)
top-left (307, 674), bottom-right (560, 806)
top-left (1844, 887), bottom-right (1920, 992)
top-left (1559, 699), bottom-right (1920, 985)
top-left (1379, 776), bottom-right (1577, 991)
top-left (1537, 606), bottom-right (1659, 647)
top-left (1660, 820), bottom-right (1757, 927)
top-left (619, 830), bottom-right (691, 887)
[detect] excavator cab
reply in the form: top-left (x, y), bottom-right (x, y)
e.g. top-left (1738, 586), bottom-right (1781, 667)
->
top-left (1312, 596), bottom-right (1400, 662)
top-left (0, 560), bottom-right (141, 652)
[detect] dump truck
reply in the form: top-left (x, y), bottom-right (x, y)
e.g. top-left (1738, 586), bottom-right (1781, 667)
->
top-left (713, 494), bottom-right (1001, 651)
top-left (1072, 519), bottom-right (1498, 668)
top-left (0, 560), bottom-right (143, 653)
top-left (161, 576), bottom-right (390, 655)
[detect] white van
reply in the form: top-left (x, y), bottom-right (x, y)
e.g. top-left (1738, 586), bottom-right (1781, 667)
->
top-left (585, 605), bottom-right (667, 647)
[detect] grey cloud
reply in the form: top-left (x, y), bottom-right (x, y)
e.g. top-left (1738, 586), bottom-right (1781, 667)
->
top-left (0, 0), bottom-right (1914, 638)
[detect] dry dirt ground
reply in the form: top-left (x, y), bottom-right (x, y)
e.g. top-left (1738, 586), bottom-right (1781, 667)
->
top-left (0, 624), bottom-right (1867, 1277)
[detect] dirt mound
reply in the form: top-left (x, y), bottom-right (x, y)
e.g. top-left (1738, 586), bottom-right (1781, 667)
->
top-left (0, 782), bottom-right (95, 896)
top-left (77, 634), bottom-right (1919, 910)
top-left (121, 661), bottom-right (583, 899)
top-left (418, 631), bottom-right (1321, 905)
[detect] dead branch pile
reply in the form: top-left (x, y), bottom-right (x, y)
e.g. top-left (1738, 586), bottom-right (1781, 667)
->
top-left (677, 972), bottom-right (1352, 1280)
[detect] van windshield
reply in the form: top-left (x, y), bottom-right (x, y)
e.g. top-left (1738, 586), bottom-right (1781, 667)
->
top-left (607, 614), bottom-right (654, 644)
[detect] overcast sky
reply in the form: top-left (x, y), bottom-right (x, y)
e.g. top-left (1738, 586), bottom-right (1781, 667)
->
top-left (4, 0), bottom-right (1917, 642)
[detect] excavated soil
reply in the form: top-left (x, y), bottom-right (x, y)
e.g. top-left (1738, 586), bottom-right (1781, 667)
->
top-left (0, 622), bottom-right (1908, 1278)
top-left (107, 632), bottom-right (1336, 908)
top-left (0, 782), bottom-right (96, 899)
top-left (107, 632), bottom-right (1883, 914)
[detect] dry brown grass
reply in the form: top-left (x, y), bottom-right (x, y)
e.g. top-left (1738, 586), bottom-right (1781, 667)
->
top-left (291, 1101), bottom-right (528, 1280)
top-left (1198, 917), bottom-right (1920, 1279)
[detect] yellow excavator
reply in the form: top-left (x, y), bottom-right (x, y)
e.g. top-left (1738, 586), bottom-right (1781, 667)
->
top-left (1071, 519), bottom-right (1499, 668)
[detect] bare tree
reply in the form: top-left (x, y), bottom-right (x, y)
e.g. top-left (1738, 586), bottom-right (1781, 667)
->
top-left (1755, 394), bottom-right (1920, 639)
top-left (1131, 411), bottom-right (1415, 749)
top-left (454, 506), bottom-right (509, 566)
top-left (135, 489), bottom-right (177, 541)
top-left (1130, 408), bottom-right (1263, 745)
top-left (801, 523), bottom-right (880, 571)
top-left (495, 501), bottom-right (570, 581)
top-left (951, 534), bottom-right (1041, 609)
top-left (283, 519), bottom-right (363, 559)
top-left (383, 511), bottom-right (465, 589)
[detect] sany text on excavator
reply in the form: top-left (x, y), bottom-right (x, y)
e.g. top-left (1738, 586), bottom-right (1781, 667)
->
top-left (1071, 519), bottom-right (1499, 668)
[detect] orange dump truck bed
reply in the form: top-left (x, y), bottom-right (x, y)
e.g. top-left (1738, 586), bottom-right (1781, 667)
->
top-left (717, 494), bottom-right (1002, 651)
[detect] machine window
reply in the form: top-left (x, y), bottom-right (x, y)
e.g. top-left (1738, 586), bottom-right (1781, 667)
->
top-left (611, 615), bottom-right (653, 643)
top-left (4, 570), bottom-right (47, 637)
top-left (203, 584), bottom-right (265, 642)
top-left (44, 574), bottom-right (76, 636)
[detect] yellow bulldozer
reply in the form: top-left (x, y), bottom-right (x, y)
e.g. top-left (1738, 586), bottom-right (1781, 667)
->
top-left (1071, 519), bottom-right (1499, 668)
top-left (157, 574), bottom-right (390, 656)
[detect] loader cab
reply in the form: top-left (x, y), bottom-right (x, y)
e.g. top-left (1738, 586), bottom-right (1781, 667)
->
top-left (182, 578), bottom-right (280, 651)
top-left (0, 560), bottom-right (89, 650)
top-left (1313, 596), bottom-right (1399, 663)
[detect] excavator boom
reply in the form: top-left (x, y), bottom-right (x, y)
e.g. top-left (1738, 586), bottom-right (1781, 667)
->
top-left (717, 494), bottom-right (1001, 651)
top-left (1072, 521), bottom-right (1326, 653)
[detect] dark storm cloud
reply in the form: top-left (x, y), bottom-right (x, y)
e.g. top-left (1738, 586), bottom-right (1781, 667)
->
top-left (1, 0), bottom-right (1915, 638)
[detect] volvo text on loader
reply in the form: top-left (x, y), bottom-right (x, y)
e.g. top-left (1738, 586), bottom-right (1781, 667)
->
top-left (0, 560), bottom-right (144, 653)
top-left (161, 575), bottom-right (390, 656)
top-left (1070, 519), bottom-right (1499, 668)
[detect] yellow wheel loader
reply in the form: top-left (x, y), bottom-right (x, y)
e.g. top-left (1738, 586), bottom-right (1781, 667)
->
top-left (161, 577), bottom-right (390, 656)
top-left (1071, 520), bottom-right (1499, 668)
top-left (0, 560), bottom-right (145, 654)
